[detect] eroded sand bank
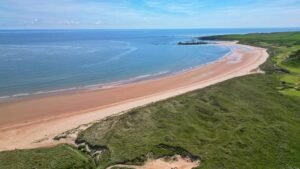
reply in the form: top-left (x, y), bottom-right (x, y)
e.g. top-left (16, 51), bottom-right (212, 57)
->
top-left (107, 155), bottom-right (200, 169)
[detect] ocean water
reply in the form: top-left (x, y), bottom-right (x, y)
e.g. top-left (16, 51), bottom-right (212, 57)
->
top-left (0, 28), bottom-right (299, 99)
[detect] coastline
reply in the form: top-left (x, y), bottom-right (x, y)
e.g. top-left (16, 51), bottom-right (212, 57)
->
top-left (0, 41), bottom-right (234, 127)
top-left (0, 41), bottom-right (269, 151)
top-left (0, 44), bottom-right (230, 103)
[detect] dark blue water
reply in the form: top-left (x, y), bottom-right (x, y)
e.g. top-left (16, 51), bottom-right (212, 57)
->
top-left (0, 28), bottom-right (299, 99)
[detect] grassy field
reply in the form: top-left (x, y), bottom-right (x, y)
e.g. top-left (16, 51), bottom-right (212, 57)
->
top-left (0, 32), bottom-right (300, 169)
top-left (203, 32), bottom-right (300, 97)
top-left (0, 144), bottom-right (96, 169)
top-left (77, 74), bottom-right (300, 169)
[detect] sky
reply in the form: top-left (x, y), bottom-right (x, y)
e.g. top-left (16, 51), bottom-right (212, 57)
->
top-left (1, 0), bottom-right (300, 29)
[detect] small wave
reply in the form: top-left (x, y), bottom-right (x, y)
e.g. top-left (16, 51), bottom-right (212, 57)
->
top-left (12, 93), bottom-right (30, 97)
top-left (117, 71), bottom-right (170, 83)
top-left (84, 71), bottom-right (170, 90)
top-left (110, 46), bottom-right (137, 61)
top-left (0, 71), bottom-right (170, 101)
top-left (34, 87), bottom-right (78, 95)
top-left (0, 93), bottom-right (31, 101)
top-left (0, 96), bottom-right (11, 100)
top-left (82, 45), bottom-right (137, 68)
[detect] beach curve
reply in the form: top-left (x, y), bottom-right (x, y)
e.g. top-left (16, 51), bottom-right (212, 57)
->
top-left (0, 41), bottom-right (269, 151)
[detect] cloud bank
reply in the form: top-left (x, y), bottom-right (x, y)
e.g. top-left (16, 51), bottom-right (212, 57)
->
top-left (0, 0), bottom-right (299, 29)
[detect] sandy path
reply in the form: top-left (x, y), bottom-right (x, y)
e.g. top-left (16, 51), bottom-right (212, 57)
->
top-left (0, 42), bottom-right (268, 151)
top-left (107, 156), bottom-right (200, 169)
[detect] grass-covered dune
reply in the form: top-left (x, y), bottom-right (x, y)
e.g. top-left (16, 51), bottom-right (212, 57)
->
top-left (76, 32), bottom-right (300, 169)
top-left (203, 32), bottom-right (300, 96)
top-left (1, 32), bottom-right (300, 169)
top-left (283, 50), bottom-right (300, 71)
top-left (0, 144), bottom-right (95, 169)
top-left (201, 32), bottom-right (300, 47)
top-left (77, 74), bottom-right (300, 169)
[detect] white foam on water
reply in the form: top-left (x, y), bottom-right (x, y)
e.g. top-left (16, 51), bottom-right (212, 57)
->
top-left (0, 70), bottom-right (171, 101)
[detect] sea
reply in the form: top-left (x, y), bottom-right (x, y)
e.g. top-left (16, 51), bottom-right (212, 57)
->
top-left (0, 28), bottom-right (299, 99)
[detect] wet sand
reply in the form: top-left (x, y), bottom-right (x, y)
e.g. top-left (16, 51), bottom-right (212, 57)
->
top-left (0, 42), bottom-right (269, 151)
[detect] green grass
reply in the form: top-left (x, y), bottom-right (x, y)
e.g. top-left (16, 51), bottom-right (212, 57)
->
top-left (280, 88), bottom-right (300, 97)
top-left (279, 74), bottom-right (300, 84)
top-left (282, 49), bottom-right (300, 73)
top-left (204, 32), bottom-right (300, 97)
top-left (77, 74), bottom-right (300, 169)
top-left (0, 144), bottom-right (96, 169)
top-left (201, 32), bottom-right (300, 47)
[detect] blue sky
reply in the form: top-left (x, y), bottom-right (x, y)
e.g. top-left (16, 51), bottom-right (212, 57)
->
top-left (1, 0), bottom-right (300, 29)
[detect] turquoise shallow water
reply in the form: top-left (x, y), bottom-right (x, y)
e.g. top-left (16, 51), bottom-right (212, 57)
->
top-left (0, 28), bottom-right (299, 99)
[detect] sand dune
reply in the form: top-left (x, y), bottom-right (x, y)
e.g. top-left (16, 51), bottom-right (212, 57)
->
top-left (107, 155), bottom-right (200, 169)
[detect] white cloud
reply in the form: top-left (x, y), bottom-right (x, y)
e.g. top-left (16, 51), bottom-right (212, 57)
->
top-left (0, 0), bottom-right (299, 28)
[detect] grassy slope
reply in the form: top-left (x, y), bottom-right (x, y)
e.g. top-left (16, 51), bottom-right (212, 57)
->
top-left (0, 144), bottom-right (96, 169)
top-left (283, 50), bottom-right (300, 73)
top-left (203, 32), bottom-right (300, 47)
top-left (76, 32), bottom-right (300, 169)
top-left (204, 32), bottom-right (300, 97)
top-left (78, 74), bottom-right (300, 169)
top-left (1, 32), bottom-right (300, 169)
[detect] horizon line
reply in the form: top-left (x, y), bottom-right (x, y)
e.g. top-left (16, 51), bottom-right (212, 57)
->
top-left (1, 27), bottom-right (300, 31)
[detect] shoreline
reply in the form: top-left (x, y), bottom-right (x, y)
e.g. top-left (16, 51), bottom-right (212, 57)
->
top-left (0, 70), bottom-right (170, 103)
top-left (0, 41), bottom-right (269, 151)
top-left (0, 42), bottom-right (234, 126)
top-left (0, 43), bottom-right (231, 103)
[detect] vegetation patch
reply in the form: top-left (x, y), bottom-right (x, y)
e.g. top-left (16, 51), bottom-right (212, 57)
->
top-left (0, 144), bottom-right (96, 169)
top-left (283, 49), bottom-right (300, 72)
top-left (77, 74), bottom-right (300, 169)
top-left (203, 32), bottom-right (300, 97)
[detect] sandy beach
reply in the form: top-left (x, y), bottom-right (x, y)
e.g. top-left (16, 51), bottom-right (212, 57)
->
top-left (0, 42), bottom-right (268, 151)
